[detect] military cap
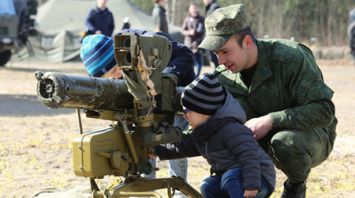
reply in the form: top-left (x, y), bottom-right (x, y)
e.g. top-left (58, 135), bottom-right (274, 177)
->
top-left (199, 4), bottom-right (249, 51)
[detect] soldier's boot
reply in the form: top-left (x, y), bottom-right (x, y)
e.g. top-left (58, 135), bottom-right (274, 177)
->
top-left (281, 180), bottom-right (306, 198)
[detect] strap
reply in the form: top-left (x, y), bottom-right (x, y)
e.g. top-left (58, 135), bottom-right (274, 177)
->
top-left (90, 178), bottom-right (100, 192)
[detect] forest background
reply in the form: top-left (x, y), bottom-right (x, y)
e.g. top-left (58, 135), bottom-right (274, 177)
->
top-left (128, 0), bottom-right (355, 46)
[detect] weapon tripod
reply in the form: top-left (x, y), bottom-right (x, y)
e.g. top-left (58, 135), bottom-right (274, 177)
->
top-left (92, 175), bottom-right (202, 198)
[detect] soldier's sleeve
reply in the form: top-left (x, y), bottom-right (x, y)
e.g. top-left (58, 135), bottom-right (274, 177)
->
top-left (268, 44), bottom-right (336, 130)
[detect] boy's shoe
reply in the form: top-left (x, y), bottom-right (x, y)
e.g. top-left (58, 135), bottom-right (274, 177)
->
top-left (281, 180), bottom-right (306, 198)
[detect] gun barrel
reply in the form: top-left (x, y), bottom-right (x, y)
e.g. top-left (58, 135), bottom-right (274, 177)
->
top-left (35, 71), bottom-right (133, 111)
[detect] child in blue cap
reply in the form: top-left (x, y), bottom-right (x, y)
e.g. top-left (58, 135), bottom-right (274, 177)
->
top-left (80, 34), bottom-right (123, 79)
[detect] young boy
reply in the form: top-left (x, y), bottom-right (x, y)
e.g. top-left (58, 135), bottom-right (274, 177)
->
top-left (152, 73), bottom-right (276, 198)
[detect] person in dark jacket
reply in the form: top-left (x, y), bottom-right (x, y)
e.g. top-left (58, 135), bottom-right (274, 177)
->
top-left (182, 3), bottom-right (205, 76)
top-left (152, 0), bottom-right (169, 34)
top-left (152, 74), bottom-right (276, 198)
top-left (79, 30), bottom-right (196, 195)
top-left (85, 0), bottom-right (115, 37)
top-left (203, 0), bottom-right (220, 16)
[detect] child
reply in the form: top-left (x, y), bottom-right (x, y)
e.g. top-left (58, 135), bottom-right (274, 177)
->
top-left (152, 73), bottom-right (276, 198)
top-left (80, 34), bottom-right (123, 79)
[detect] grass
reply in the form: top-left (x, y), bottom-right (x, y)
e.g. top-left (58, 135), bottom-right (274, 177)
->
top-left (1, 60), bottom-right (355, 197)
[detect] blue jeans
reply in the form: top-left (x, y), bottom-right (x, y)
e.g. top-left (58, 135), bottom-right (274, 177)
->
top-left (200, 168), bottom-right (271, 198)
top-left (146, 115), bottom-right (188, 180)
top-left (193, 51), bottom-right (202, 76)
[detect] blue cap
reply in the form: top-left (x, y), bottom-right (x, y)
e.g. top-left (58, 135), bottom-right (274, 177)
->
top-left (80, 34), bottom-right (116, 77)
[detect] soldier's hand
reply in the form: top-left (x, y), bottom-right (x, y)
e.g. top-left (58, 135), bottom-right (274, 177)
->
top-left (244, 189), bottom-right (258, 198)
top-left (244, 115), bottom-right (272, 140)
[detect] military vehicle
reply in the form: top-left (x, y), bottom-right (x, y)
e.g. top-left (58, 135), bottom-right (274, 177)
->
top-left (0, 0), bottom-right (37, 66)
top-left (35, 33), bottom-right (203, 198)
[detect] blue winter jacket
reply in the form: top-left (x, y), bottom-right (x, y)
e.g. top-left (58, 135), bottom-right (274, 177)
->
top-left (156, 92), bottom-right (276, 191)
top-left (85, 7), bottom-right (115, 37)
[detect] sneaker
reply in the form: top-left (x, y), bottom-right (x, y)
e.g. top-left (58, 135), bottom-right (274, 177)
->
top-left (281, 180), bottom-right (306, 198)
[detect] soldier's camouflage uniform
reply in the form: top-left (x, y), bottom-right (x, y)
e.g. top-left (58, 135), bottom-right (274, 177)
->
top-left (215, 39), bottom-right (337, 183)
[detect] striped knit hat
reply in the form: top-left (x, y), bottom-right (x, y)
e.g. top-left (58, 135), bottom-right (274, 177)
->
top-left (80, 34), bottom-right (116, 77)
top-left (182, 74), bottom-right (226, 115)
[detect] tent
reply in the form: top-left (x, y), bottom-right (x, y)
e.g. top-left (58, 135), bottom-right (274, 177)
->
top-left (20, 0), bottom-right (181, 62)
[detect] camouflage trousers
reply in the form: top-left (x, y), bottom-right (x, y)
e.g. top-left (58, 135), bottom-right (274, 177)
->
top-left (259, 123), bottom-right (336, 183)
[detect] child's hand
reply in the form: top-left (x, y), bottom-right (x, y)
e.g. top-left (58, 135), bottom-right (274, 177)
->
top-left (244, 189), bottom-right (258, 198)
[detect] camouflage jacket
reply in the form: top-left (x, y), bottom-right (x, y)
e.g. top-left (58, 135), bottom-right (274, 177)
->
top-left (215, 39), bottom-right (337, 132)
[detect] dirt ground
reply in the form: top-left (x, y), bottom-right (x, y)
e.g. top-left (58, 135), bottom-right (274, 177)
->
top-left (0, 58), bottom-right (354, 198)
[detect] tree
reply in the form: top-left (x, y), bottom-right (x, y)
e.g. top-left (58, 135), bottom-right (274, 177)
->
top-left (128, 0), bottom-right (355, 46)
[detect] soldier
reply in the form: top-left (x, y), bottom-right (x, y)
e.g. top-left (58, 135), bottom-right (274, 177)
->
top-left (199, 4), bottom-right (337, 198)
top-left (80, 30), bottom-right (196, 197)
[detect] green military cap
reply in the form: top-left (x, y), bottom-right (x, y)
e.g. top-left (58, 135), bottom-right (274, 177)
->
top-left (199, 4), bottom-right (249, 51)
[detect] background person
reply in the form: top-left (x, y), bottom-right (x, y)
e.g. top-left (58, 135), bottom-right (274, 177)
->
top-left (152, 0), bottom-right (169, 34)
top-left (199, 4), bottom-right (337, 198)
top-left (182, 3), bottom-right (205, 76)
top-left (202, 0), bottom-right (220, 16)
top-left (85, 0), bottom-right (115, 37)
